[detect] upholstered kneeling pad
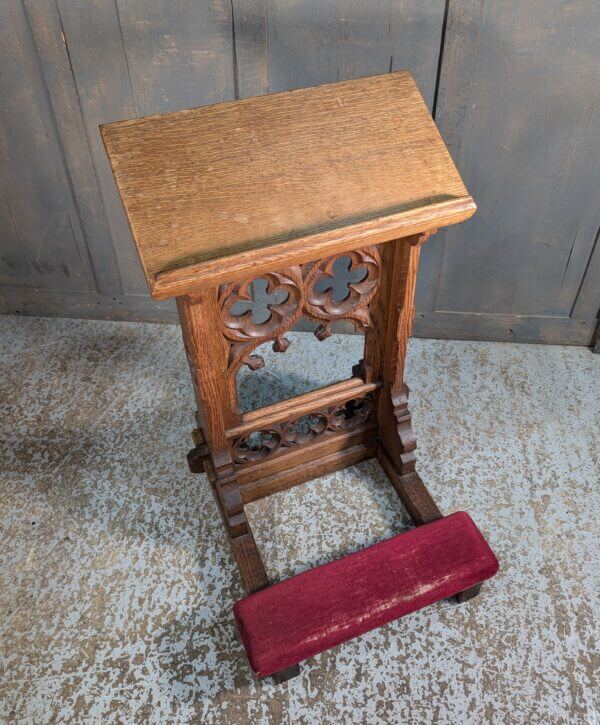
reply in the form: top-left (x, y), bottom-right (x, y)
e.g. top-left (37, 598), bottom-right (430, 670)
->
top-left (233, 511), bottom-right (499, 677)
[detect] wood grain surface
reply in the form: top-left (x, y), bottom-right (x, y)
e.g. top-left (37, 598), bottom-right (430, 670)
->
top-left (101, 70), bottom-right (474, 297)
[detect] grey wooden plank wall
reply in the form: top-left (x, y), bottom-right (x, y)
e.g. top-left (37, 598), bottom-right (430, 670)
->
top-left (415, 0), bottom-right (600, 344)
top-left (0, 0), bottom-right (599, 345)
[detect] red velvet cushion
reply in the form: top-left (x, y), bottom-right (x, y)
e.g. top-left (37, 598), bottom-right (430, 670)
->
top-left (233, 511), bottom-right (499, 677)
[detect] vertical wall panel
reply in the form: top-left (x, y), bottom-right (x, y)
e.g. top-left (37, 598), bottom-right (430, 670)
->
top-left (23, 0), bottom-right (122, 295)
top-left (115, 0), bottom-right (234, 115)
top-left (269, 0), bottom-right (444, 108)
top-left (440, 0), bottom-right (600, 315)
top-left (0, 195), bottom-right (32, 288)
top-left (55, 0), bottom-right (235, 297)
top-left (55, 0), bottom-right (160, 295)
top-left (0, 0), bottom-right (93, 293)
top-left (1, 0), bottom-right (598, 341)
top-left (415, 0), bottom-right (600, 343)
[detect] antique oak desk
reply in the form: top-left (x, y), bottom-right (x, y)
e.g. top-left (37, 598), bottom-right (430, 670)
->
top-left (102, 71), bottom-right (498, 681)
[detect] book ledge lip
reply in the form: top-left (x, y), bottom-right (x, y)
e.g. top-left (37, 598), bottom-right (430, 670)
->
top-left (150, 195), bottom-right (476, 299)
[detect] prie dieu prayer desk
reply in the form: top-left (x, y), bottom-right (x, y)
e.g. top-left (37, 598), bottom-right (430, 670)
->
top-left (102, 71), bottom-right (498, 682)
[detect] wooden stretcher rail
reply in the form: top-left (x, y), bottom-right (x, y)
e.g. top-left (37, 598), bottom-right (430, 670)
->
top-left (238, 432), bottom-right (377, 503)
top-left (226, 378), bottom-right (380, 439)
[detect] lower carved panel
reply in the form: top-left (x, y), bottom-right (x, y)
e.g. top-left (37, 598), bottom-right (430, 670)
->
top-left (231, 394), bottom-right (374, 464)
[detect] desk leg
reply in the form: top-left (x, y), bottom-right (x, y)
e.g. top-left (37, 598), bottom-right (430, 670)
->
top-left (371, 236), bottom-right (441, 522)
top-left (372, 235), bottom-right (480, 603)
top-left (177, 293), bottom-right (270, 595)
top-left (178, 291), bottom-right (302, 681)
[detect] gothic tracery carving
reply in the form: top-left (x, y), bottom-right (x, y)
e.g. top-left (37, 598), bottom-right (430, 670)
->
top-left (303, 248), bottom-right (380, 340)
top-left (218, 246), bottom-right (381, 377)
top-left (231, 394), bottom-right (374, 464)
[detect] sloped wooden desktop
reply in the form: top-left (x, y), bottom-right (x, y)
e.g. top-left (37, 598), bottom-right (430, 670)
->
top-left (102, 71), bottom-right (477, 679)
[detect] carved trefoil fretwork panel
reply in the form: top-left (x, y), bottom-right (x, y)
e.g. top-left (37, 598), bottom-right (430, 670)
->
top-left (218, 247), bottom-right (381, 380)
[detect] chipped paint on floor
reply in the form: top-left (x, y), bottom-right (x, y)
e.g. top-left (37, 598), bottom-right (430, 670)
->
top-left (0, 315), bottom-right (598, 723)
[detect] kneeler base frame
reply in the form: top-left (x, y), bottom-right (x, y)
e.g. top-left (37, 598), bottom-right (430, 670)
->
top-left (101, 70), bottom-right (499, 682)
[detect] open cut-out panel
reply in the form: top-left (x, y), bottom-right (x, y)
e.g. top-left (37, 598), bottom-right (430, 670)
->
top-left (218, 248), bottom-right (381, 414)
top-left (236, 330), bottom-right (365, 413)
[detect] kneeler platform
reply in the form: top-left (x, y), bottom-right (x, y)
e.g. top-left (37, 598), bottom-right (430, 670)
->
top-left (234, 513), bottom-right (499, 677)
top-left (101, 71), bottom-right (499, 682)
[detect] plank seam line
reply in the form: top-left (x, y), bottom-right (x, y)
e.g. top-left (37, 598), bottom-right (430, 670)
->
top-left (432, 0), bottom-right (450, 118)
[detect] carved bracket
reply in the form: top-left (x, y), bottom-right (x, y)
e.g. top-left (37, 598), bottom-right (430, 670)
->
top-left (204, 457), bottom-right (249, 538)
top-left (303, 248), bottom-right (381, 340)
top-left (410, 228), bottom-right (438, 246)
top-left (219, 268), bottom-right (304, 372)
top-left (391, 384), bottom-right (417, 475)
top-left (231, 394), bottom-right (374, 464)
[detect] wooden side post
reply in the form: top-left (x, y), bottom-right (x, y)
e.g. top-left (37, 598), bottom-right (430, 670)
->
top-left (369, 234), bottom-right (442, 524)
top-left (371, 233), bottom-right (481, 601)
top-left (177, 291), bottom-right (270, 595)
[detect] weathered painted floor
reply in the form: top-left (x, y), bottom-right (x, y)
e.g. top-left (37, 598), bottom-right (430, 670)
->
top-left (0, 315), bottom-right (598, 724)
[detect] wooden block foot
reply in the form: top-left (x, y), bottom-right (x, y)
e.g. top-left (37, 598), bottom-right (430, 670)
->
top-left (187, 445), bottom-right (208, 473)
top-left (377, 447), bottom-right (442, 526)
top-left (454, 583), bottom-right (482, 603)
top-left (271, 663), bottom-right (300, 684)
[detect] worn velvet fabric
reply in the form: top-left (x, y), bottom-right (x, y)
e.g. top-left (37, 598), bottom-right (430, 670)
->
top-left (233, 511), bottom-right (499, 677)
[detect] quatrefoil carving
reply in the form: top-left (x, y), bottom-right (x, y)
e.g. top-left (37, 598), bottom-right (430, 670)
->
top-left (219, 268), bottom-right (303, 371)
top-left (218, 246), bottom-right (381, 377)
top-left (231, 396), bottom-right (374, 464)
top-left (304, 248), bottom-right (380, 340)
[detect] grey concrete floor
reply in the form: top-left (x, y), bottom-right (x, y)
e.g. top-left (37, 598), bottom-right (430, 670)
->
top-left (0, 315), bottom-right (598, 724)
